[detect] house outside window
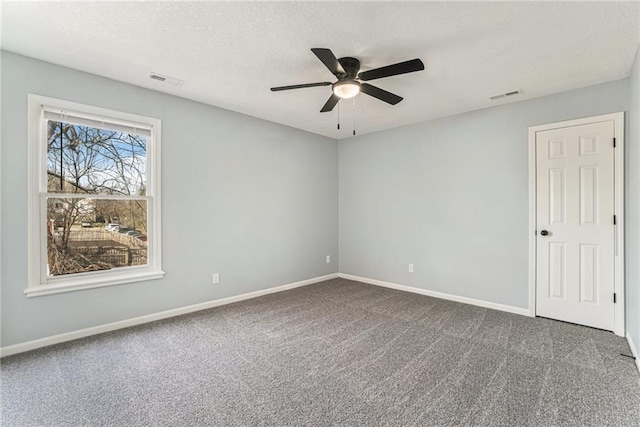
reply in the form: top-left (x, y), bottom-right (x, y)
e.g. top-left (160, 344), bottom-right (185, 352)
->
top-left (27, 95), bottom-right (163, 296)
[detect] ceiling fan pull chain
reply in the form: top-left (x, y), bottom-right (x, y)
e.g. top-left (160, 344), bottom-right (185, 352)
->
top-left (337, 101), bottom-right (340, 130)
top-left (352, 98), bottom-right (356, 136)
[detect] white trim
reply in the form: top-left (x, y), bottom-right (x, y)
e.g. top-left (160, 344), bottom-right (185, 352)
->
top-left (528, 112), bottom-right (625, 336)
top-left (27, 96), bottom-right (41, 293)
top-left (24, 270), bottom-right (166, 297)
top-left (43, 109), bottom-right (153, 136)
top-left (627, 333), bottom-right (640, 373)
top-left (338, 273), bottom-right (529, 316)
top-left (528, 125), bottom-right (537, 318)
top-left (612, 113), bottom-right (625, 337)
top-left (1, 273), bottom-right (339, 358)
top-left (27, 94), bottom-right (163, 294)
top-left (43, 193), bottom-right (151, 201)
top-left (33, 95), bottom-right (161, 129)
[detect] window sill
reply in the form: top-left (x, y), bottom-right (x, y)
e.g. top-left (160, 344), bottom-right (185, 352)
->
top-left (24, 270), bottom-right (165, 297)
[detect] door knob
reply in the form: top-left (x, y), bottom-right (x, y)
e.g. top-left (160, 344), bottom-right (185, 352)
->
top-left (540, 230), bottom-right (549, 236)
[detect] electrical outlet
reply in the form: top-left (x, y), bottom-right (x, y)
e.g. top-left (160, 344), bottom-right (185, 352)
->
top-left (408, 264), bottom-right (414, 273)
top-left (326, 255), bottom-right (331, 264)
top-left (212, 273), bottom-right (220, 284)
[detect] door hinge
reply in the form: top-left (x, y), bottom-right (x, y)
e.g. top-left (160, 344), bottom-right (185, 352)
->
top-left (613, 137), bottom-right (616, 148)
top-left (613, 293), bottom-right (617, 303)
top-left (613, 215), bottom-right (617, 225)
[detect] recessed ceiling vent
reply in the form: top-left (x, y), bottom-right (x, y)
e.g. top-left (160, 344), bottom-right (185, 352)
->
top-left (490, 90), bottom-right (521, 100)
top-left (149, 72), bottom-right (184, 86)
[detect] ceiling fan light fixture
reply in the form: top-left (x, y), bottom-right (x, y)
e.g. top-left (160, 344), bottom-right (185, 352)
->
top-left (333, 80), bottom-right (361, 99)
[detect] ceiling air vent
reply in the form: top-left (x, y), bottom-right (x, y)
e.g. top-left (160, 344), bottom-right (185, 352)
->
top-left (149, 72), bottom-right (184, 86)
top-left (490, 89), bottom-right (521, 100)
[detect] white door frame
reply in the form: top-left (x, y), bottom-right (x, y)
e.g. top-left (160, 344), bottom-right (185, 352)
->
top-left (528, 112), bottom-right (625, 337)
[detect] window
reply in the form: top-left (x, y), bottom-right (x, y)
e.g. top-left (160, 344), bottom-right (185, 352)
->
top-left (27, 95), bottom-right (163, 296)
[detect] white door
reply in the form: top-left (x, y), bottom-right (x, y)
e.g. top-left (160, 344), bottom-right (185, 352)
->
top-left (535, 120), bottom-right (615, 330)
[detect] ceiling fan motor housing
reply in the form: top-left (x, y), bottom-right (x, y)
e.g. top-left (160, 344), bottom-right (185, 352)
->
top-left (338, 57), bottom-right (361, 78)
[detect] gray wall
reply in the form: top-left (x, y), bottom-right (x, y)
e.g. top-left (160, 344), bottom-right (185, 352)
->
top-left (628, 44), bottom-right (640, 353)
top-left (339, 79), bottom-right (630, 309)
top-left (1, 50), bottom-right (636, 349)
top-left (0, 52), bottom-right (339, 347)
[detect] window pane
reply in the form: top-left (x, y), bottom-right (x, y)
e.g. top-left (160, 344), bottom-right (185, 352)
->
top-left (46, 198), bottom-right (148, 277)
top-left (46, 120), bottom-right (147, 195)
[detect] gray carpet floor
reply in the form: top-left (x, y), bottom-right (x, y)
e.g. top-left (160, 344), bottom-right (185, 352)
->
top-left (2, 278), bottom-right (639, 426)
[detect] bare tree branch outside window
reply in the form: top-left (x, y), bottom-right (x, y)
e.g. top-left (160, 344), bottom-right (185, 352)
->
top-left (46, 121), bottom-right (148, 276)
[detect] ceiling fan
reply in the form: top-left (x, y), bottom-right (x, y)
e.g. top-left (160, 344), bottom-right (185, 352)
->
top-left (271, 48), bottom-right (425, 112)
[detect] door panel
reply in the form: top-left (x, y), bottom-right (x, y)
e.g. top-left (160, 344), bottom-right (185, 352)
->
top-left (536, 120), bottom-right (614, 330)
top-left (579, 165), bottom-right (598, 225)
top-left (549, 168), bottom-right (566, 224)
top-left (579, 244), bottom-right (598, 304)
top-left (548, 242), bottom-right (566, 299)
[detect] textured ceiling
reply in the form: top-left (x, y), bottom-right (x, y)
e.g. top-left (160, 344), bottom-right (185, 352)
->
top-left (2, 1), bottom-right (639, 139)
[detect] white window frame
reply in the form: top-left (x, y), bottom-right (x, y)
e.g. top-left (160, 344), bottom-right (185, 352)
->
top-left (26, 94), bottom-right (164, 297)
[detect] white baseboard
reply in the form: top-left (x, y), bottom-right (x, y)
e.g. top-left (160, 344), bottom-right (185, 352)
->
top-left (0, 273), bottom-right (339, 358)
top-left (338, 273), bottom-right (530, 317)
top-left (627, 333), bottom-right (640, 373)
